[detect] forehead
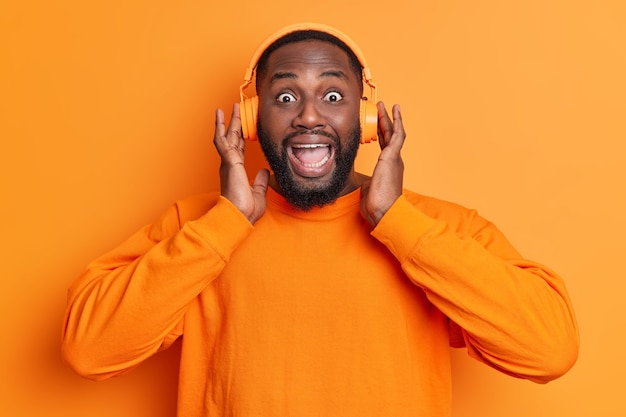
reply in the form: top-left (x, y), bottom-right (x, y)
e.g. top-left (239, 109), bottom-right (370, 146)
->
top-left (262, 39), bottom-right (356, 80)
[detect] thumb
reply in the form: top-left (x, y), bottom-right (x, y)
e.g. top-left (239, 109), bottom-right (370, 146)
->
top-left (251, 169), bottom-right (270, 196)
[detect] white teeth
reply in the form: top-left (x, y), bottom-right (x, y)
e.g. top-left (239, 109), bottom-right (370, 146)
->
top-left (301, 153), bottom-right (330, 168)
top-left (291, 144), bottom-right (328, 149)
top-left (290, 144), bottom-right (331, 168)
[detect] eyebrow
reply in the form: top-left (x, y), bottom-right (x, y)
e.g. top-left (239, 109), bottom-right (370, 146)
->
top-left (269, 70), bottom-right (349, 84)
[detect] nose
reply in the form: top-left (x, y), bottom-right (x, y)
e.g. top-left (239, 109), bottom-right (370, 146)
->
top-left (293, 97), bottom-right (326, 131)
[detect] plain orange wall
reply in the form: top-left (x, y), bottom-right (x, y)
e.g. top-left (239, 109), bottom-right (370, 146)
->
top-left (1, 1), bottom-right (624, 416)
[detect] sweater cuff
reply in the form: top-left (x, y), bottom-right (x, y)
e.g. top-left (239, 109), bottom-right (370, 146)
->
top-left (371, 195), bottom-right (439, 263)
top-left (186, 196), bottom-right (253, 261)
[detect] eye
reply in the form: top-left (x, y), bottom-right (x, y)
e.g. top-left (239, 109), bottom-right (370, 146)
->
top-left (323, 91), bottom-right (343, 102)
top-left (276, 93), bottom-right (296, 103)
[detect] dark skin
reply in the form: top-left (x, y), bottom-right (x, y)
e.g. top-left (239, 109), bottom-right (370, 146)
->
top-left (213, 39), bottom-right (406, 227)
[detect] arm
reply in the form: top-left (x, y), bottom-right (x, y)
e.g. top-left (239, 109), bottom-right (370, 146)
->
top-left (362, 102), bottom-right (578, 383)
top-left (62, 104), bottom-right (269, 380)
top-left (372, 195), bottom-right (579, 383)
top-left (62, 195), bottom-right (253, 380)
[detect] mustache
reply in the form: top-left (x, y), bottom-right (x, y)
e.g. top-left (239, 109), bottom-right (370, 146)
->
top-left (283, 129), bottom-right (339, 146)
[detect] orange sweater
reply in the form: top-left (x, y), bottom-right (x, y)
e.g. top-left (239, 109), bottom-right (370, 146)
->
top-left (62, 187), bottom-right (578, 417)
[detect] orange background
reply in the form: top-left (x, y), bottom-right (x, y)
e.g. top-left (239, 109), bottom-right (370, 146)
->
top-left (1, 1), bottom-right (624, 416)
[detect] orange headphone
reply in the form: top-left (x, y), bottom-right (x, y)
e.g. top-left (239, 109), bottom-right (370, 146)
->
top-left (239, 22), bottom-right (378, 144)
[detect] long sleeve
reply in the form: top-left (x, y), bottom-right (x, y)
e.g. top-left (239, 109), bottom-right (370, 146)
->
top-left (371, 193), bottom-right (579, 383)
top-left (62, 194), bottom-right (253, 381)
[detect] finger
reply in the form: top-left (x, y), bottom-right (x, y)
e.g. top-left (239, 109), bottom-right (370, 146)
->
top-left (377, 101), bottom-right (394, 149)
top-left (214, 105), bottom-right (244, 157)
top-left (226, 103), bottom-right (244, 150)
top-left (387, 104), bottom-right (406, 152)
top-left (358, 179), bottom-right (377, 227)
top-left (251, 168), bottom-right (270, 196)
top-left (214, 108), bottom-right (226, 141)
top-left (213, 108), bottom-right (230, 154)
top-left (359, 178), bottom-right (371, 198)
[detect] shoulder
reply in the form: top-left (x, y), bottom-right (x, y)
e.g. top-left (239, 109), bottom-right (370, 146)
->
top-left (148, 192), bottom-right (222, 240)
top-left (174, 192), bottom-right (222, 223)
top-left (401, 189), bottom-right (492, 235)
top-left (403, 189), bottom-right (477, 218)
top-left (401, 189), bottom-right (516, 250)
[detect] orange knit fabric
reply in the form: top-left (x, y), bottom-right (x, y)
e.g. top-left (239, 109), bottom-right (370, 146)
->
top-left (63, 187), bottom-right (578, 417)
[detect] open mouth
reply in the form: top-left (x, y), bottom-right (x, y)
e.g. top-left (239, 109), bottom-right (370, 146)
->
top-left (287, 142), bottom-right (335, 177)
top-left (291, 143), bottom-right (331, 167)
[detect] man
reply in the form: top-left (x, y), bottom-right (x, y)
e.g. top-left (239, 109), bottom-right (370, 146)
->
top-left (62, 23), bottom-right (578, 417)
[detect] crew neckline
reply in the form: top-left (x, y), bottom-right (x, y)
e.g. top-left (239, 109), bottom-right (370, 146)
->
top-left (266, 186), bottom-right (362, 220)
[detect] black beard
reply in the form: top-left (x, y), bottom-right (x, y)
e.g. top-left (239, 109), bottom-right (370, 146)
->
top-left (258, 123), bottom-right (361, 211)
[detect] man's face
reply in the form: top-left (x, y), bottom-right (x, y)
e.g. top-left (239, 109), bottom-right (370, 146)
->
top-left (256, 39), bottom-right (362, 211)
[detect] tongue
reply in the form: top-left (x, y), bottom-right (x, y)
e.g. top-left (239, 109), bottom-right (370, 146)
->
top-left (293, 146), bottom-right (329, 164)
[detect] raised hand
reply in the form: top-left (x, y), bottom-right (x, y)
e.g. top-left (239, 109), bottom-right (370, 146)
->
top-left (360, 102), bottom-right (406, 226)
top-left (213, 103), bottom-right (269, 224)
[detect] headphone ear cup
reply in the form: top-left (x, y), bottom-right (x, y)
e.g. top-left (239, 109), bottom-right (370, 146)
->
top-left (360, 99), bottom-right (378, 144)
top-left (240, 96), bottom-right (259, 141)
